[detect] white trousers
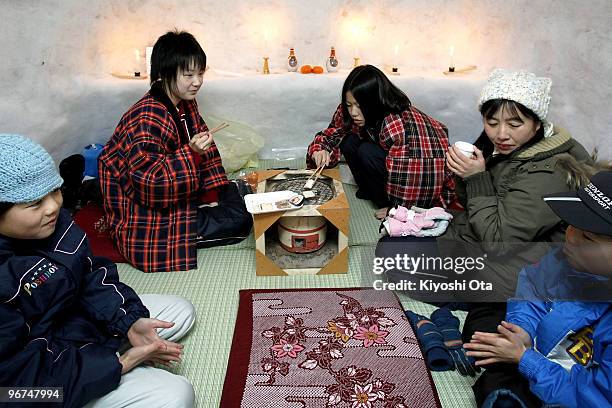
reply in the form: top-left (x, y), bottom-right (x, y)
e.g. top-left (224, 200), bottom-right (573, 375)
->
top-left (83, 294), bottom-right (197, 408)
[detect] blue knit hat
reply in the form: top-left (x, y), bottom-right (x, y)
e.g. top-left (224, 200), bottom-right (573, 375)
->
top-left (0, 134), bottom-right (64, 203)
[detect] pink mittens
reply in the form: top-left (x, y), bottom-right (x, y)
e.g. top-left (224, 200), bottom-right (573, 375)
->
top-left (382, 206), bottom-right (453, 237)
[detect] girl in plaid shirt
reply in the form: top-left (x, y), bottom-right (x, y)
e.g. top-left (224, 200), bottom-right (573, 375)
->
top-left (307, 65), bottom-right (455, 218)
top-left (99, 31), bottom-right (252, 272)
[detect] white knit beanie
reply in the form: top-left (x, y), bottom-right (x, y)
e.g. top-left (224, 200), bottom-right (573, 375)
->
top-left (0, 134), bottom-right (64, 203)
top-left (478, 69), bottom-right (553, 137)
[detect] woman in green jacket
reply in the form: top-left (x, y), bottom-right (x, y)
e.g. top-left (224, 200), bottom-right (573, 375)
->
top-left (440, 68), bottom-right (596, 405)
top-left (384, 70), bottom-right (591, 288)
top-left (445, 68), bottom-right (591, 245)
top-left (381, 68), bottom-right (592, 367)
top-left (438, 70), bottom-right (590, 300)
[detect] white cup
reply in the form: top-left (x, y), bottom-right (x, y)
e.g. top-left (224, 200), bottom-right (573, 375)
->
top-left (454, 141), bottom-right (475, 157)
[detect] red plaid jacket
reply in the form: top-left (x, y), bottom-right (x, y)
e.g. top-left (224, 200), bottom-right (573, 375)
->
top-left (98, 84), bottom-right (228, 272)
top-left (307, 104), bottom-right (456, 208)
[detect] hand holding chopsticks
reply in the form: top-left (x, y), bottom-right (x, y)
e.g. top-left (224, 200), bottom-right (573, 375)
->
top-left (189, 122), bottom-right (229, 155)
top-left (304, 165), bottom-right (325, 190)
top-left (209, 122), bottom-right (229, 134)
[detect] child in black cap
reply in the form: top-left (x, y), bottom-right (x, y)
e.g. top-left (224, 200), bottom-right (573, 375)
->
top-left (463, 170), bottom-right (612, 407)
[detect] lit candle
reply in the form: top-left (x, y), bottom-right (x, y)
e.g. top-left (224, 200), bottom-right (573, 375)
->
top-left (262, 29), bottom-right (271, 74)
top-left (392, 44), bottom-right (399, 73)
top-left (351, 25), bottom-right (360, 57)
top-left (352, 27), bottom-right (360, 67)
top-left (449, 45), bottom-right (455, 72)
top-left (134, 49), bottom-right (141, 77)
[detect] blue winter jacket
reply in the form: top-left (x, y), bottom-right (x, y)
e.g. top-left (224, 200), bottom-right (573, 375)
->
top-left (506, 249), bottom-right (612, 408)
top-left (0, 209), bottom-right (149, 407)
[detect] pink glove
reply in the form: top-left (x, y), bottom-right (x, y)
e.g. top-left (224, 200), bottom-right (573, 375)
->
top-left (388, 205), bottom-right (413, 222)
top-left (411, 206), bottom-right (453, 221)
top-left (383, 216), bottom-right (435, 237)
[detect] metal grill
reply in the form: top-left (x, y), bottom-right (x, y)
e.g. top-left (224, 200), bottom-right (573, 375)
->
top-left (268, 177), bottom-right (334, 205)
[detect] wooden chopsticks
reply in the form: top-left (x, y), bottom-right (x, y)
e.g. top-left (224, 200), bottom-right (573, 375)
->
top-left (304, 165), bottom-right (325, 190)
top-left (209, 122), bottom-right (229, 134)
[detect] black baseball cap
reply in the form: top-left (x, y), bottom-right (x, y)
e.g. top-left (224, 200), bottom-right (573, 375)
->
top-left (543, 171), bottom-right (612, 236)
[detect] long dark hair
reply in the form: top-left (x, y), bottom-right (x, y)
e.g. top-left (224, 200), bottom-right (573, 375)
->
top-left (150, 30), bottom-right (206, 94)
top-left (341, 65), bottom-right (411, 129)
top-left (474, 99), bottom-right (545, 157)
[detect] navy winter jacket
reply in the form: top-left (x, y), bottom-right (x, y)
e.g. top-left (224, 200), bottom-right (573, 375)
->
top-left (0, 209), bottom-right (149, 407)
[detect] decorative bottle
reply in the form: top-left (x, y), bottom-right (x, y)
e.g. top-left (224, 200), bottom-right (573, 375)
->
top-left (287, 48), bottom-right (298, 72)
top-left (325, 46), bottom-right (339, 73)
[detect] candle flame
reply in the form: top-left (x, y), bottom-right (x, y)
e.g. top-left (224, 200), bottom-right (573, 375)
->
top-left (135, 49), bottom-right (141, 62)
top-left (394, 44), bottom-right (399, 56)
top-left (449, 45), bottom-right (455, 57)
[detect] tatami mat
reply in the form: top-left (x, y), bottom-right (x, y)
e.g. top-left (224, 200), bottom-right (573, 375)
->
top-left (115, 159), bottom-right (476, 407)
top-left (118, 244), bottom-right (477, 407)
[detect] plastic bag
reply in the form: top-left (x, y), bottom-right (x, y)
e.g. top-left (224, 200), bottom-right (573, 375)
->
top-left (204, 114), bottom-right (265, 172)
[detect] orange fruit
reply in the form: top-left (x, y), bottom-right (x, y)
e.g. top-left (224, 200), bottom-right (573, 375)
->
top-left (300, 65), bottom-right (312, 74)
top-left (312, 66), bottom-right (324, 74)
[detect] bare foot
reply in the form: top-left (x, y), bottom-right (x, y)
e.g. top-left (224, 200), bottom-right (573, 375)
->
top-left (375, 207), bottom-right (389, 220)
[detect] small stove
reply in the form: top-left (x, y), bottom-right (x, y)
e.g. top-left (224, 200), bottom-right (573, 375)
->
top-left (253, 169), bottom-right (350, 276)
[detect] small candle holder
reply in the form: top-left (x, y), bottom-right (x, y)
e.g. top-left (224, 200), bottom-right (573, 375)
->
top-left (443, 65), bottom-right (478, 76)
top-left (262, 57), bottom-right (270, 74)
top-left (134, 71), bottom-right (141, 77)
top-left (353, 57), bottom-right (360, 67)
top-left (390, 67), bottom-right (400, 75)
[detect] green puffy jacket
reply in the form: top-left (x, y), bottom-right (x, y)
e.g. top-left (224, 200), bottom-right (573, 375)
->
top-left (445, 127), bottom-right (591, 243)
top-left (440, 127), bottom-right (592, 298)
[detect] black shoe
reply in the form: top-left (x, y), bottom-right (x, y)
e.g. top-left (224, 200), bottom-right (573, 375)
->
top-left (355, 189), bottom-right (370, 200)
top-left (59, 154), bottom-right (85, 210)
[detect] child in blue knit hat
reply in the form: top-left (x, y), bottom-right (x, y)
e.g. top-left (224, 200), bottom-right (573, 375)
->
top-left (0, 134), bottom-right (197, 408)
top-left (463, 169), bottom-right (612, 408)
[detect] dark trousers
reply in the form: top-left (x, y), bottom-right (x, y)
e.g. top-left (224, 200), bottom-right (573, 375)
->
top-left (196, 182), bottom-right (253, 248)
top-left (340, 133), bottom-right (390, 208)
top-left (375, 235), bottom-right (456, 305)
top-left (463, 303), bottom-right (542, 408)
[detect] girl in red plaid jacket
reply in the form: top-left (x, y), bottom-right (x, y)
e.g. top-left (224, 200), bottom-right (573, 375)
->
top-left (99, 31), bottom-right (252, 273)
top-left (307, 65), bottom-right (455, 218)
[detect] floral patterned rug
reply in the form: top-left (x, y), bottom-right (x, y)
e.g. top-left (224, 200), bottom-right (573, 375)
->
top-left (221, 288), bottom-right (441, 408)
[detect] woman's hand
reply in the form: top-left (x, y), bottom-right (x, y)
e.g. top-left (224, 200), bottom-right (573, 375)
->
top-left (312, 150), bottom-right (331, 168)
top-left (189, 131), bottom-right (214, 155)
top-left (446, 145), bottom-right (486, 178)
top-left (119, 341), bottom-right (181, 374)
top-left (463, 321), bottom-right (530, 366)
